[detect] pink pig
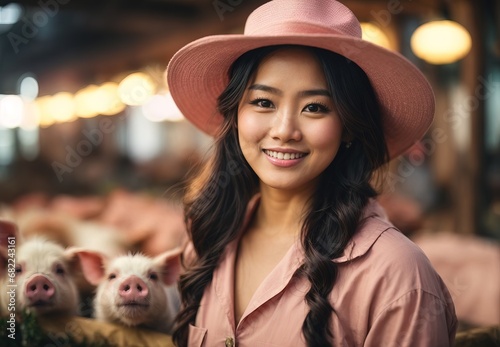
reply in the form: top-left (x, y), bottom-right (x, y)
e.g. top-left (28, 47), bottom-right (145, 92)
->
top-left (0, 220), bottom-right (80, 317)
top-left (75, 249), bottom-right (182, 334)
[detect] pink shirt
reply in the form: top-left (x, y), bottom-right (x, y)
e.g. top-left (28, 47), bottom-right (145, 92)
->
top-left (187, 197), bottom-right (457, 346)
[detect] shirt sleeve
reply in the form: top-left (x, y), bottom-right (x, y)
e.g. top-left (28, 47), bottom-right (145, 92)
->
top-left (364, 289), bottom-right (457, 347)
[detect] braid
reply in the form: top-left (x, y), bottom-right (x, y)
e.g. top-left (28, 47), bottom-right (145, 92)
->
top-left (298, 149), bottom-right (378, 346)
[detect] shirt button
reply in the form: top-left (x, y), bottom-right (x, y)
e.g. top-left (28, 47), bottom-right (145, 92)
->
top-left (225, 337), bottom-right (234, 347)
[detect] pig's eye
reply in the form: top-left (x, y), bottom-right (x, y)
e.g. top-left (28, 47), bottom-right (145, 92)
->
top-left (108, 273), bottom-right (116, 280)
top-left (55, 264), bottom-right (65, 275)
top-left (15, 265), bottom-right (22, 274)
top-left (148, 273), bottom-right (158, 281)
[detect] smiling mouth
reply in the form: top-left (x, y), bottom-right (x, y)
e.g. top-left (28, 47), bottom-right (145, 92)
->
top-left (264, 150), bottom-right (306, 160)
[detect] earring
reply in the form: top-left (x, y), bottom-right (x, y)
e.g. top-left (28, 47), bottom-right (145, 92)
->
top-left (345, 141), bottom-right (352, 149)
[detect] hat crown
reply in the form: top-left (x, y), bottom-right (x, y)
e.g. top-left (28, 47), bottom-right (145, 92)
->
top-left (245, 0), bottom-right (362, 38)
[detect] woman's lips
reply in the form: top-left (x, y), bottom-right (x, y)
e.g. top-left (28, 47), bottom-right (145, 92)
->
top-left (264, 149), bottom-right (306, 160)
top-left (263, 149), bottom-right (307, 167)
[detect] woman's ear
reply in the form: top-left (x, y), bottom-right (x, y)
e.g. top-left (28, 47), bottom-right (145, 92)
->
top-left (341, 132), bottom-right (354, 149)
top-left (341, 132), bottom-right (353, 144)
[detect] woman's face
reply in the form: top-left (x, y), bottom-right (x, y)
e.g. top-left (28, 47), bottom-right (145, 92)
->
top-left (237, 47), bottom-right (344, 193)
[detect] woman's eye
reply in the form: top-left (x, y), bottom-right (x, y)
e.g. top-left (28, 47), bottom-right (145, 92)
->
top-left (251, 99), bottom-right (273, 108)
top-left (304, 103), bottom-right (329, 113)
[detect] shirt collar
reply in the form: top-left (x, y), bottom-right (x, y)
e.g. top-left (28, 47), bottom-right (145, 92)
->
top-left (243, 194), bottom-right (393, 263)
top-left (332, 199), bottom-right (394, 263)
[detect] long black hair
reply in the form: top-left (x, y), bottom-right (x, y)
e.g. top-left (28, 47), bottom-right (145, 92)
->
top-left (173, 45), bottom-right (388, 346)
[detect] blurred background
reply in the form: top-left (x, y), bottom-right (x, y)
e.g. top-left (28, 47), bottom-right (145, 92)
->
top-left (0, 0), bottom-right (499, 335)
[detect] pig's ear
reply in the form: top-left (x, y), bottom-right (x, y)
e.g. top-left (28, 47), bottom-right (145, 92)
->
top-left (0, 220), bottom-right (18, 272)
top-left (154, 247), bottom-right (183, 286)
top-left (69, 248), bottom-right (108, 286)
top-left (0, 219), bottom-right (18, 248)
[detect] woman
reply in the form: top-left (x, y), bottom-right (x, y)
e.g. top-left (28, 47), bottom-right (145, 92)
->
top-left (166, 1), bottom-right (457, 346)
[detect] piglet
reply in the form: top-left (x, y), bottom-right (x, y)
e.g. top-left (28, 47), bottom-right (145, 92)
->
top-left (0, 220), bottom-right (80, 317)
top-left (75, 248), bottom-right (182, 334)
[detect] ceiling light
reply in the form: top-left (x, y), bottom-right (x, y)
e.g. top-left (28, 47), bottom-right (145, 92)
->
top-left (0, 3), bottom-right (22, 25)
top-left (0, 95), bottom-right (24, 128)
top-left (75, 85), bottom-right (99, 118)
top-left (411, 20), bottom-right (472, 65)
top-left (118, 72), bottom-right (156, 106)
top-left (19, 75), bottom-right (39, 101)
top-left (48, 92), bottom-right (76, 123)
top-left (95, 82), bottom-right (125, 115)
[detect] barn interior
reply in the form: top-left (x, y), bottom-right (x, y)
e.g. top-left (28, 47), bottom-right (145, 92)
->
top-left (0, 0), bottom-right (499, 345)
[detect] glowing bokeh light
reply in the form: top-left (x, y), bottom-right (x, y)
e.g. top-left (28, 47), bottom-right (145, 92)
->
top-left (142, 92), bottom-right (184, 122)
top-left (75, 85), bottom-right (99, 118)
top-left (361, 22), bottom-right (392, 50)
top-left (0, 95), bottom-right (24, 128)
top-left (0, 3), bottom-right (22, 25)
top-left (118, 72), bottom-right (156, 106)
top-left (411, 20), bottom-right (472, 64)
top-left (48, 92), bottom-right (76, 123)
top-left (95, 82), bottom-right (125, 115)
top-left (20, 99), bottom-right (40, 130)
top-left (35, 96), bottom-right (56, 128)
top-left (19, 75), bottom-right (39, 100)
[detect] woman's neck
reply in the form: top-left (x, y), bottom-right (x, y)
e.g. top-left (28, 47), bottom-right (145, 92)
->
top-left (252, 185), bottom-right (314, 237)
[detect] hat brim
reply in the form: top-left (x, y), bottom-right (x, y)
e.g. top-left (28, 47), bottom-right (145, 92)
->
top-left (167, 34), bottom-right (434, 159)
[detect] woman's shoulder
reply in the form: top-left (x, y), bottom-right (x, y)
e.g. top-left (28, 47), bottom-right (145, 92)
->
top-left (332, 201), bottom-right (456, 327)
top-left (336, 199), bottom-right (449, 296)
top-left (366, 225), bottom-right (438, 281)
top-left (333, 199), bottom-right (422, 264)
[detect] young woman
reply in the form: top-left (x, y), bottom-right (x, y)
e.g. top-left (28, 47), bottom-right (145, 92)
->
top-left (166, 1), bottom-right (457, 346)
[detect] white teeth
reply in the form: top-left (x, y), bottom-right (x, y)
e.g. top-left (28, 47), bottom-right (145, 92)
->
top-left (264, 150), bottom-right (305, 160)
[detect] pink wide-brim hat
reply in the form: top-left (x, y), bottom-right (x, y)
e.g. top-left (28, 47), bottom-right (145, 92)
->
top-left (166, 0), bottom-right (434, 160)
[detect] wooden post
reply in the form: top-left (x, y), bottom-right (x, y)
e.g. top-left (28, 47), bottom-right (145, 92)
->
top-left (450, 0), bottom-right (486, 235)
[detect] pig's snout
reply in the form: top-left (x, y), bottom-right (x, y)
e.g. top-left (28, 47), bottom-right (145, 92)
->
top-left (119, 276), bottom-right (149, 300)
top-left (25, 275), bottom-right (55, 302)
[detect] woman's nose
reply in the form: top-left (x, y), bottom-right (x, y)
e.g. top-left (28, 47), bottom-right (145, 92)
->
top-left (269, 110), bottom-right (302, 142)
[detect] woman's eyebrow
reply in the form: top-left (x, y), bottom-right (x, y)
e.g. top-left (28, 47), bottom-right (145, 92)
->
top-left (299, 89), bottom-right (331, 97)
top-left (248, 84), bottom-right (331, 98)
top-left (248, 84), bottom-right (282, 95)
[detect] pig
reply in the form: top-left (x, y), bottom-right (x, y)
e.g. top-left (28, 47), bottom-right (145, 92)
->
top-left (0, 207), bottom-right (130, 300)
top-left (0, 220), bottom-right (80, 317)
top-left (75, 248), bottom-right (182, 334)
